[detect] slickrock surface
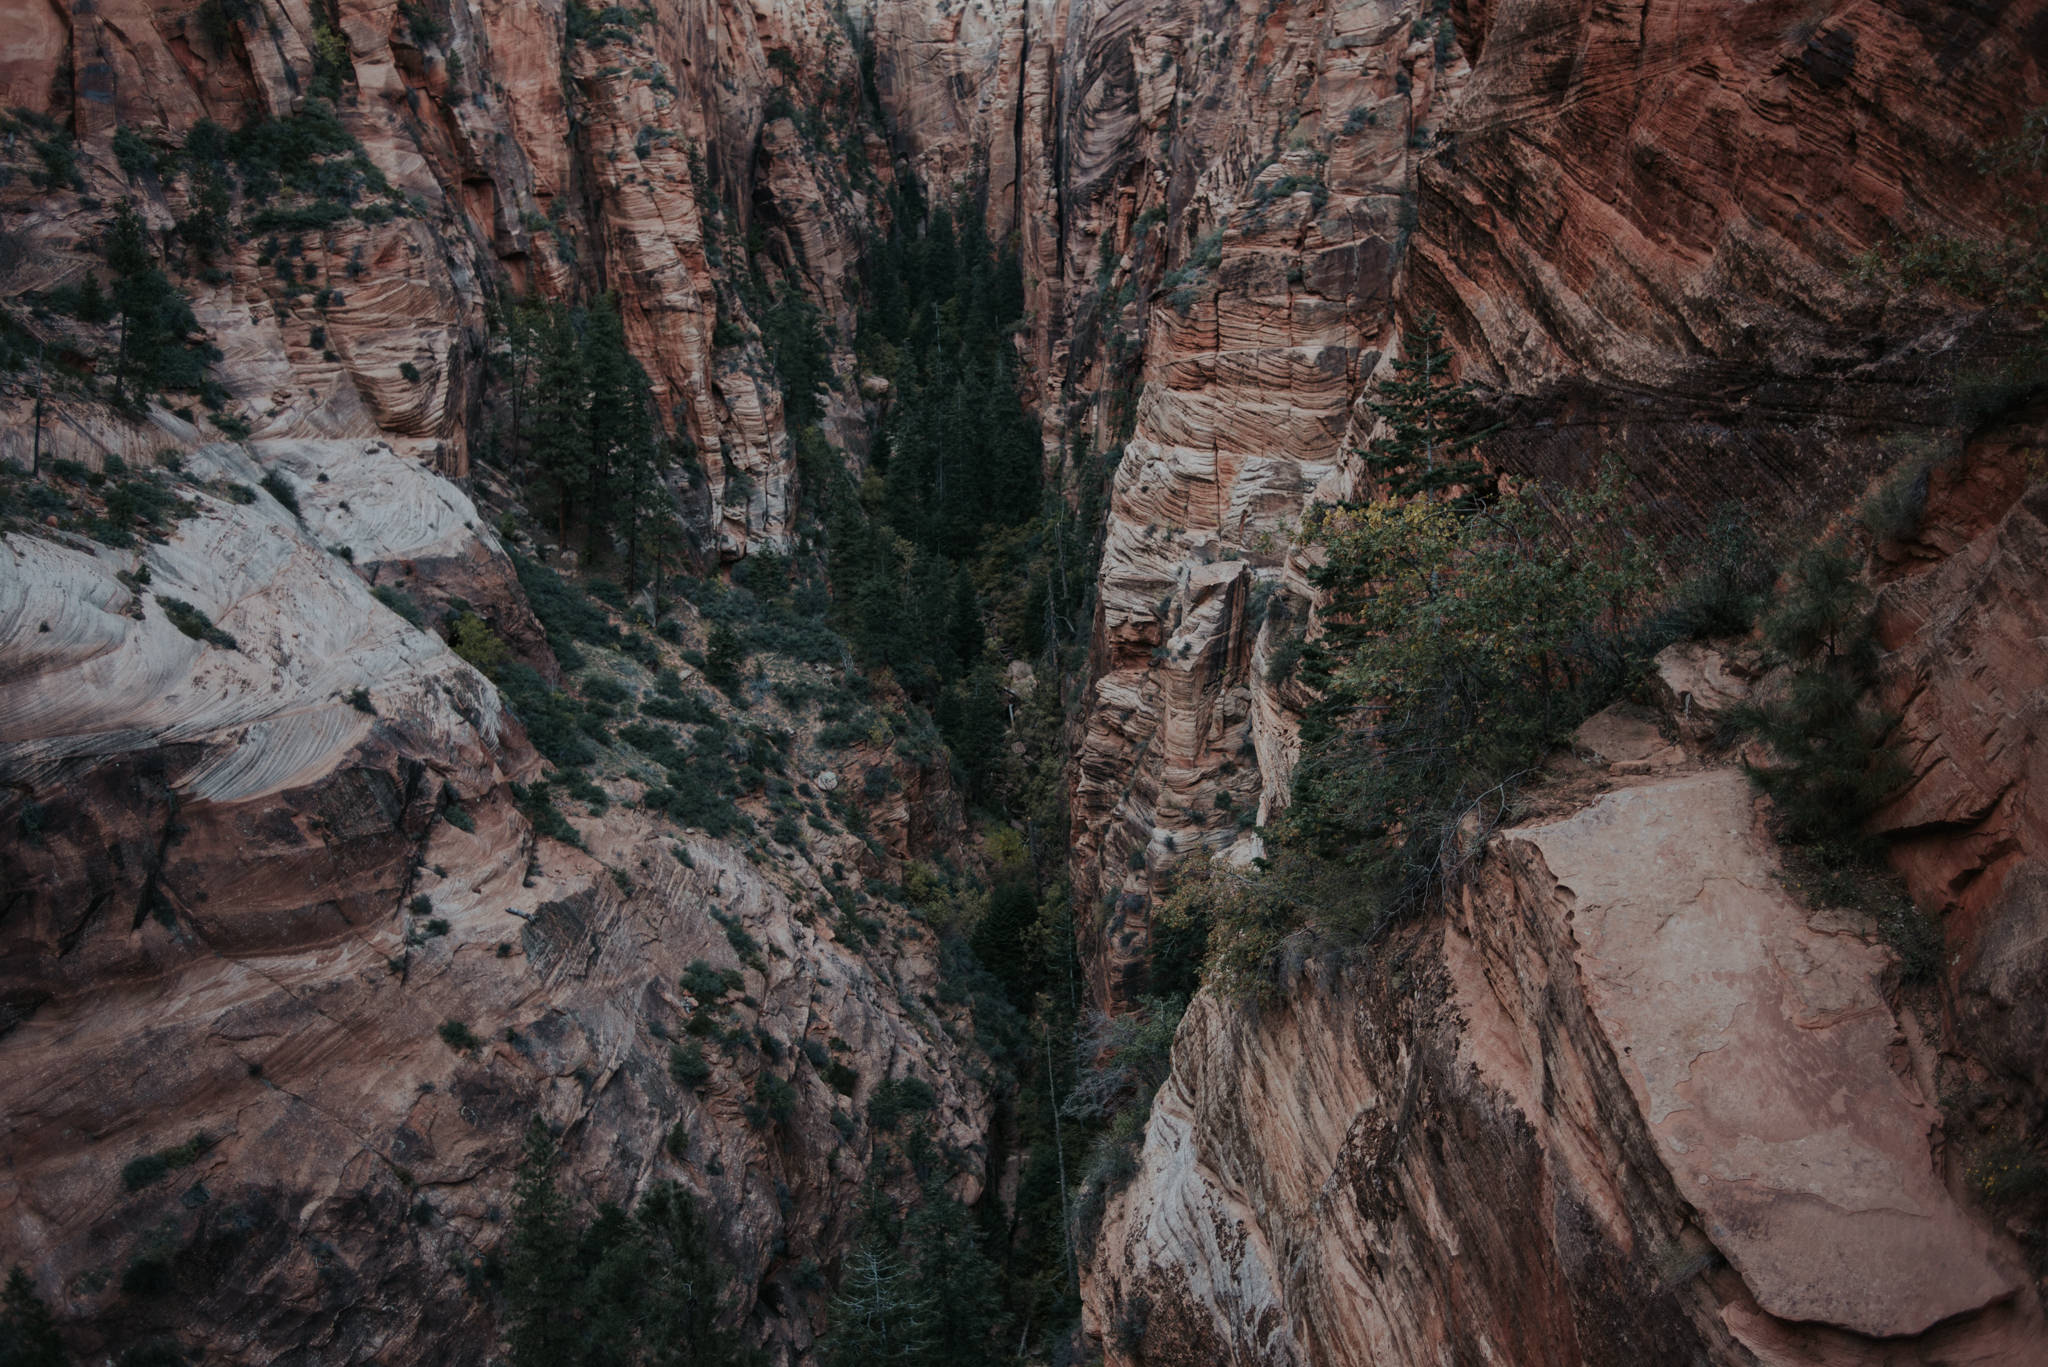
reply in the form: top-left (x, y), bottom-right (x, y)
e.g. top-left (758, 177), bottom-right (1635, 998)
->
top-left (255, 438), bottom-right (555, 672)
top-left (1084, 766), bottom-right (2045, 1365)
top-left (0, 447), bottom-right (994, 1362)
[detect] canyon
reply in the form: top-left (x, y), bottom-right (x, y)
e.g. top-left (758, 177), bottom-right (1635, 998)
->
top-left (1, 0), bottom-right (2044, 1362)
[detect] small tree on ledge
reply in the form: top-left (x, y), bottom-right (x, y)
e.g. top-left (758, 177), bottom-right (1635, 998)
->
top-left (1358, 309), bottom-right (1497, 503)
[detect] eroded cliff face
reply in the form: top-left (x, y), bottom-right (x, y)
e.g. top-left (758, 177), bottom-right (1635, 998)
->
top-left (1082, 433), bottom-right (2048, 1364)
top-left (989, 0), bottom-right (2043, 1003)
top-left (0, 0), bottom-right (1024, 1353)
top-left (0, 0), bottom-right (907, 555)
top-left (1084, 765), bottom-right (2047, 1366)
top-left (0, 431), bottom-right (994, 1362)
top-left (4, 0), bottom-right (2046, 1357)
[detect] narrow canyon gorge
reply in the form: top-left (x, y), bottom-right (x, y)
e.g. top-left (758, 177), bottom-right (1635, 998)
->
top-left (0, 0), bottom-right (2043, 1362)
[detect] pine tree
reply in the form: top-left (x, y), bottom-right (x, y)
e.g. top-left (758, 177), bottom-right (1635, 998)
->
top-left (611, 395), bottom-right (668, 590)
top-left (1, 1267), bottom-right (67, 1367)
top-left (529, 305), bottom-right (590, 545)
top-left (104, 202), bottom-right (204, 398)
top-left (1359, 311), bottom-right (1495, 502)
top-left (583, 293), bottom-right (646, 557)
top-left (503, 299), bottom-right (554, 471)
top-left (74, 274), bottom-right (111, 325)
top-left (503, 1119), bottom-right (580, 1367)
top-left (820, 1239), bottom-right (933, 1367)
top-left (631, 1181), bottom-right (753, 1367)
top-left (901, 1181), bottom-right (1003, 1367)
top-left (704, 624), bottom-right (746, 699)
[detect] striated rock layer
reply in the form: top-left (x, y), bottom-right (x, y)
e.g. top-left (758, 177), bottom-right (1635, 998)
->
top-left (0, 443), bottom-right (995, 1363)
top-left (1085, 765), bottom-right (2047, 1365)
top-left (1003, 0), bottom-right (2046, 1003)
top-left (1084, 444), bottom-right (2048, 1364)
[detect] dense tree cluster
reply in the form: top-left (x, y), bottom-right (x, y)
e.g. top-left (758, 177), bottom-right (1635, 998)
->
top-left (502, 1119), bottom-right (757, 1367)
top-left (817, 1173), bottom-right (1005, 1367)
top-left (501, 294), bottom-right (683, 588)
top-left (804, 194), bottom-right (1040, 800)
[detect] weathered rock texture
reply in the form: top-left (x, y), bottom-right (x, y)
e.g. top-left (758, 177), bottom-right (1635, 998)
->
top-left (1085, 762), bottom-right (2047, 1366)
top-left (1872, 431), bottom-right (2048, 1135)
top-left (0, 0), bottom-right (901, 555)
top-left (0, 442), bottom-right (993, 1364)
top-left (1085, 439), bottom-right (2048, 1363)
top-left (0, 0), bottom-right (1003, 1356)
top-left (1018, 0), bottom-right (2046, 1003)
top-left (6, 0), bottom-right (2048, 1360)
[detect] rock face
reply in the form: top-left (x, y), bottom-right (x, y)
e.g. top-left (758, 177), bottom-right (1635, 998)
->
top-left (0, 441), bottom-right (994, 1363)
top-left (1872, 434), bottom-right (2048, 1123)
top-left (1010, 0), bottom-right (1471, 1003)
top-left (1084, 763), bottom-right (2045, 1365)
top-left (1005, 0), bottom-right (2045, 1003)
top-left (2, 0), bottom-right (898, 554)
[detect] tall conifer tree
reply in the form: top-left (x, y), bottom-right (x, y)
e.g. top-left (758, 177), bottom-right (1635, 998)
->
top-left (1359, 311), bottom-right (1495, 502)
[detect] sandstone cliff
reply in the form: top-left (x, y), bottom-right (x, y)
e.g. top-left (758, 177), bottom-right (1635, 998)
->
top-left (969, 0), bottom-right (2046, 1005)
top-left (1082, 428), bottom-right (2048, 1363)
top-left (0, 431), bottom-right (996, 1362)
top-left (1084, 765), bottom-right (2047, 1365)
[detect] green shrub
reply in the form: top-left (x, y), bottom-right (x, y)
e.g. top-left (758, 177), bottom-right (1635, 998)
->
top-left (496, 664), bottom-right (594, 768)
top-left (667, 1042), bottom-right (712, 1086)
top-left (512, 780), bottom-right (583, 846)
top-left (113, 125), bottom-right (159, 178)
top-left (31, 137), bottom-right (80, 192)
top-left (866, 1075), bottom-right (938, 1131)
top-left (1738, 539), bottom-right (1903, 851)
top-left (1283, 473), bottom-right (1651, 918)
top-left (438, 1019), bottom-right (482, 1051)
top-left (120, 1132), bottom-right (215, 1191)
top-left (154, 596), bottom-right (238, 650)
top-left (641, 692), bottom-right (716, 724)
top-left (746, 1072), bottom-right (798, 1128)
top-left (1645, 504), bottom-right (1775, 643)
top-left (373, 587), bottom-right (425, 626)
top-left (1860, 459), bottom-right (1935, 544)
top-left (680, 958), bottom-right (741, 1001)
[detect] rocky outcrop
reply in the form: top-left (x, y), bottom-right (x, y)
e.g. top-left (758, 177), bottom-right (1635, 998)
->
top-left (0, 440), bottom-right (996, 1363)
top-left (1411, 0), bottom-right (2041, 529)
top-left (1020, 0), bottom-right (2045, 1003)
top-left (1030, 0), bottom-right (1470, 1003)
top-left (1084, 759), bottom-right (2046, 1365)
top-left (1, 0), bottom-right (912, 557)
top-left (1872, 433), bottom-right (2048, 1126)
top-left (1084, 438), bottom-right (2048, 1363)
